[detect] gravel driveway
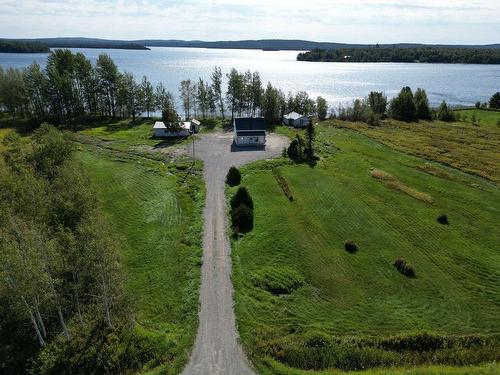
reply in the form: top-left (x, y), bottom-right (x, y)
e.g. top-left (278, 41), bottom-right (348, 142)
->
top-left (181, 130), bottom-right (288, 375)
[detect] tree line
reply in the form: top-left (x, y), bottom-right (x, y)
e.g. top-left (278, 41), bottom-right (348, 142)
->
top-left (297, 47), bottom-right (500, 64)
top-left (0, 125), bottom-right (123, 362)
top-left (335, 87), bottom-right (461, 124)
top-left (0, 40), bottom-right (50, 53)
top-left (0, 49), bottom-right (329, 127)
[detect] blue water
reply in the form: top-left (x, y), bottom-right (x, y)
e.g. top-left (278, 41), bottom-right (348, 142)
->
top-left (1, 47), bottom-right (499, 107)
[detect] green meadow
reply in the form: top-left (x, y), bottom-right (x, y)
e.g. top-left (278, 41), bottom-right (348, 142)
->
top-left (75, 130), bottom-right (204, 374)
top-left (230, 122), bottom-right (500, 374)
top-left (454, 108), bottom-right (500, 129)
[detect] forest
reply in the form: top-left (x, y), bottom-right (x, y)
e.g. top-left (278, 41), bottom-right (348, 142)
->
top-left (297, 47), bottom-right (500, 64)
top-left (0, 40), bottom-right (50, 53)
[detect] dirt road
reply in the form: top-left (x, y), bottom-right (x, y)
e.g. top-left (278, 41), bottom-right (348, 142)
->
top-left (181, 130), bottom-right (288, 375)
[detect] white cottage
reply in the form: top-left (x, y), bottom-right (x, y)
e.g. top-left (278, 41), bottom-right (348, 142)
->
top-left (153, 121), bottom-right (191, 137)
top-left (233, 117), bottom-right (266, 146)
top-left (283, 112), bottom-right (309, 128)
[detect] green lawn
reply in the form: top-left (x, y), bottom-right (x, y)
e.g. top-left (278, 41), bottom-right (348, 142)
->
top-left (76, 144), bottom-right (204, 374)
top-left (455, 109), bottom-right (500, 128)
top-left (231, 125), bottom-right (500, 374)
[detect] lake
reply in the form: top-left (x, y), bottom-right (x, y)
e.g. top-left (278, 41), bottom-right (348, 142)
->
top-left (1, 47), bottom-right (499, 108)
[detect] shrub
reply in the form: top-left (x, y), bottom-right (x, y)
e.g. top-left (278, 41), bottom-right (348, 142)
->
top-left (437, 101), bottom-right (455, 122)
top-left (489, 91), bottom-right (500, 109)
top-left (225, 166), bottom-right (241, 187)
top-left (393, 257), bottom-right (415, 277)
top-left (475, 101), bottom-right (481, 109)
top-left (252, 266), bottom-right (305, 295)
top-left (230, 186), bottom-right (253, 210)
top-left (437, 214), bottom-right (449, 225)
top-left (389, 87), bottom-right (416, 122)
top-left (231, 203), bottom-right (253, 233)
top-left (344, 240), bottom-right (358, 253)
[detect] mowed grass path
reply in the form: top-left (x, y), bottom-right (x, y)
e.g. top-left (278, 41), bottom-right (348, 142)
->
top-left (77, 147), bottom-right (204, 373)
top-left (231, 126), bottom-right (500, 373)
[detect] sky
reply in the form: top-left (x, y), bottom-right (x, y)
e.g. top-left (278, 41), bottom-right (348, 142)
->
top-left (1, 0), bottom-right (499, 44)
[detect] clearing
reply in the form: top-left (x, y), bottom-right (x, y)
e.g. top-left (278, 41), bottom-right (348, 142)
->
top-left (230, 121), bottom-right (500, 374)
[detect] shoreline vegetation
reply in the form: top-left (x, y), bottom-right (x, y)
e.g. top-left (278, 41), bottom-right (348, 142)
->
top-left (1, 38), bottom-right (500, 55)
top-left (297, 47), bottom-right (500, 64)
top-left (0, 40), bottom-right (50, 53)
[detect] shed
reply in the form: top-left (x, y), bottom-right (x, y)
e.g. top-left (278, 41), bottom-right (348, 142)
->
top-left (283, 112), bottom-right (309, 128)
top-left (233, 117), bottom-right (266, 146)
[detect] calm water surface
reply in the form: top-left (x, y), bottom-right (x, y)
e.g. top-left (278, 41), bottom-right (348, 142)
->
top-left (1, 47), bottom-right (499, 107)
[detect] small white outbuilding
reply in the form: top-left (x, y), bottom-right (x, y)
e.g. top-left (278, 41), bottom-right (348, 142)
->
top-left (283, 112), bottom-right (309, 128)
top-left (153, 119), bottom-right (200, 138)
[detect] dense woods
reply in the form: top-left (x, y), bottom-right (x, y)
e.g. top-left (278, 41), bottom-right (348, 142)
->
top-left (297, 47), bottom-right (500, 64)
top-left (0, 125), bottom-right (144, 373)
top-left (0, 40), bottom-right (50, 53)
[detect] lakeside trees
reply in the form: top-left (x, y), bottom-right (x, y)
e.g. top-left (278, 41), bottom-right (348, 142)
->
top-left (297, 47), bottom-right (500, 64)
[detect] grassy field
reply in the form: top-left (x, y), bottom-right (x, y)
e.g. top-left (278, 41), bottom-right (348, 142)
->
top-left (454, 109), bottom-right (500, 128)
top-left (332, 118), bottom-right (500, 182)
top-left (230, 123), bottom-right (500, 374)
top-left (75, 133), bottom-right (204, 373)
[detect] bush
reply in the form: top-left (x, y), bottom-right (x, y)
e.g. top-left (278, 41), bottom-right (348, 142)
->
top-left (489, 92), bottom-right (500, 109)
top-left (230, 186), bottom-right (254, 210)
top-left (437, 214), bottom-right (449, 225)
top-left (231, 203), bottom-right (253, 233)
top-left (344, 240), bottom-right (358, 253)
top-left (225, 166), bottom-right (241, 186)
top-left (393, 257), bottom-right (415, 277)
top-left (437, 101), bottom-right (455, 122)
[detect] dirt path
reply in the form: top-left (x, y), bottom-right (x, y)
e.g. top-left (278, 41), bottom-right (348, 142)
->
top-left (181, 130), bottom-right (288, 375)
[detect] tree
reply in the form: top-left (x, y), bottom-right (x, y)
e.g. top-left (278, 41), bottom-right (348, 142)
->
top-left (230, 186), bottom-right (254, 210)
top-left (489, 92), bottom-right (500, 109)
top-left (316, 96), bottom-right (328, 120)
top-left (226, 166), bottom-right (241, 187)
top-left (161, 92), bottom-right (180, 127)
top-left (196, 78), bottom-right (209, 118)
top-left (95, 54), bottom-right (119, 117)
top-left (262, 83), bottom-right (280, 126)
top-left (226, 68), bottom-right (244, 120)
top-left (367, 91), bottom-right (387, 115)
top-left (437, 101), bottom-right (455, 122)
top-left (140, 76), bottom-right (155, 117)
top-left (211, 66), bottom-right (225, 119)
top-left (179, 79), bottom-right (194, 120)
top-left (24, 62), bottom-right (48, 120)
top-left (118, 72), bottom-right (141, 121)
top-left (390, 86), bottom-right (416, 122)
top-left (287, 134), bottom-right (305, 162)
top-left (231, 204), bottom-right (253, 233)
top-left (305, 118), bottom-right (315, 161)
top-left (250, 71), bottom-right (263, 116)
top-left (414, 88), bottom-right (431, 120)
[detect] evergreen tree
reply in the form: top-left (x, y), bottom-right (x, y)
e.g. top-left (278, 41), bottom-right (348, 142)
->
top-left (414, 88), bottom-right (431, 120)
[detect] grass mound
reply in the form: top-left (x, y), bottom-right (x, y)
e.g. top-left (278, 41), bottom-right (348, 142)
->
top-left (370, 168), bottom-right (433, 203)
top-left (394, 257), bottom-right (416, 277)
top-left (252, 266), bottom-right (305, 295)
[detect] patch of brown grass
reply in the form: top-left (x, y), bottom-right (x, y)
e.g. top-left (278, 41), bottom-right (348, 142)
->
top-left (332, 119), bottom-right (500, 183)
top-left (416, 163), bottom-right (455, 180)
top-left (370, 168), bottom-right (434, 204)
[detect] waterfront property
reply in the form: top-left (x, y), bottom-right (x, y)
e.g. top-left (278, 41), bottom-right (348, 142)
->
top-left (283, 111), bottom-right (309, 127)
top-left (233, 117), bottom-right (267, 146)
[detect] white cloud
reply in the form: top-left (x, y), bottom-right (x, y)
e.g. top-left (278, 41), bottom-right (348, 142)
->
top-left (0, 0), bottom-right (499, 43)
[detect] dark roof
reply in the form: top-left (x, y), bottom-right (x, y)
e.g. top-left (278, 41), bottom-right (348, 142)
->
top-left (234, 117), bottom-right (266, 131)
top-left (236, 130), bottom-right (266, 137)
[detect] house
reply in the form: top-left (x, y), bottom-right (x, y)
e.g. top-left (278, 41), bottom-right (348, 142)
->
top-left (233, 117), bottom-right (266, 146)
top-left (153, 121), bottom-right (191, 137)
top-left (283, 112), bottom-right (309, 127)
